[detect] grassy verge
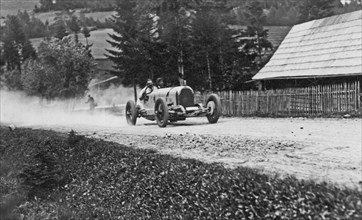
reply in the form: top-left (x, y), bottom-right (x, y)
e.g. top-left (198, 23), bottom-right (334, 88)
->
top-left (0, 127), bottom-right (361, 219)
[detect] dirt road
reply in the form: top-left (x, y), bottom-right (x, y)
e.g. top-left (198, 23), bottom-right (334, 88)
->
top-left (33, 115), bottom-right (361, 189)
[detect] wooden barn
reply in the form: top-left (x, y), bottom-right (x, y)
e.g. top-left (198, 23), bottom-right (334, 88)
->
top-left (198, 11), bottom-right (361, 117)
top-left (252, 10), bottom-right (362, 90)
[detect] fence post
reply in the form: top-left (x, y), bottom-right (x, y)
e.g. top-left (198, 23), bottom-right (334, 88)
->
top-left (355, 81), bottom-right (358, 111)
top-left (358, 80), bottom-right (361, 112)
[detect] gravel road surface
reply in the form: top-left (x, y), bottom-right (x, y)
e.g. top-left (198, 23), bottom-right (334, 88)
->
top-left (33, 116), bottom-right (362, 189)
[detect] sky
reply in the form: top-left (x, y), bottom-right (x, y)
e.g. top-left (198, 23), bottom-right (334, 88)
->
top-left (340, 0), bottom-right (352, 4)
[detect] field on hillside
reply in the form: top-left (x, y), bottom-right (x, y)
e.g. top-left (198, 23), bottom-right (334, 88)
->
top-left (30, 28), bottom-right (116, 59)
top-left (35, 10), bottom-right (115, 24)
top-left (0, 0), bottom-right (39, 17)
top-left (1, 1), bottom-right (114, 27)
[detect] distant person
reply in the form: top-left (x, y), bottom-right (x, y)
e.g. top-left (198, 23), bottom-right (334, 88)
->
top-left (85, 94), bottom-right (97, 111)
top-left (156, 77), bottom-right (165, 89)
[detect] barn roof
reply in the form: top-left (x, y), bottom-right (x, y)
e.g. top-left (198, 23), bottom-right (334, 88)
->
top-left (252, 10), bottom-right (362, 80)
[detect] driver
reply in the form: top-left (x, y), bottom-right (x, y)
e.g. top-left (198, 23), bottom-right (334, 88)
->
top-left (137, 79), bottom-right (157, 112)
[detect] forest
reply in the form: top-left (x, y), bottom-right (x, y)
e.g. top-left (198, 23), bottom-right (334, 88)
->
top-left (0, 0), bottom-right (361, 99)
top-left (35, 0), bottom-right (362, 26)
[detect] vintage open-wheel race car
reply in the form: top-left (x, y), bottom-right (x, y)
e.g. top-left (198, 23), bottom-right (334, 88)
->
top-left (125, 86), bottom-right (221, 127)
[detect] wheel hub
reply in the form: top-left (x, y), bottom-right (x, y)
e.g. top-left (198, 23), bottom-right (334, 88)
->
top-left (207, 101), bottom-right (216, 115)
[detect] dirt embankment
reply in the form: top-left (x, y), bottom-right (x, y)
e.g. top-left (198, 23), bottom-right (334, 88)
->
top-left (34, 116), bottom-right (361, 189)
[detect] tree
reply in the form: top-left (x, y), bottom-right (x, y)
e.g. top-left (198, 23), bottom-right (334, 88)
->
top-left (266, 5), bottom-right (299, 26)
top-left (137, 12), bottom-right (169, 84)
top-left (154, 0), bottom-right (196, 85)
top-left (2, 36), bottom-right (22, 72)
top-left (53, 19), bottom-right (68, 40)
top-left (51, 11), bottom-right (72, 40)
top-left (229, 0), bottom-right (272, 90)
top-left (21, 37), bottom-right (95, 99)
top-left (28, 14), bottom-right (50, 38)
top-left (22, 39), bottom-right (37, 60)
top-left (189, 1), bottom-right (240, 91)
top-left (82, 26), bottom-right (91, 45)
top-left (340, 0), bottom-right (362, 13)
top-left (282, 6), bottom-right (299, 25)
top-left (1, 14), bottom-right (36, 92)
top-left (105, 0), bottom-right (273, 91)
top-left (0, 69), bottom-right (23, 91)
top-left (0, 44), bottom-right (5, 67)
top-left (106, 0), bottom-right (150, 101)
top-left (38, 0), bottom-right (54, 12)
top-left (67, 15), bottom-right (81, 42)
top-left (297, 0), bottom-right (340, 23)
top-left (21, 59), bottom-right (57, 97)
top-left (2, 15), bottom-right (26, 72)
top-left (15, 10), bottom-right (50, 39)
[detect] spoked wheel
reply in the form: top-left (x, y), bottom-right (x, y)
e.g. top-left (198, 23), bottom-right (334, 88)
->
top-left (125, 100), bottom-right (138, 125)
top-left (155, 98), bottom-right (169, 127)
top-left (206, 94), bottom-right (221, 123)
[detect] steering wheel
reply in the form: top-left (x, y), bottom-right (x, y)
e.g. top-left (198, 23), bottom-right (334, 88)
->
top-left (145, 87), bottom-right (153, 95)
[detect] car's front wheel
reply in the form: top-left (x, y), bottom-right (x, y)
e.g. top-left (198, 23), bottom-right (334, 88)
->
top-left (125, 100), bottom-right (137, 125)
top-left (206, 94), bottom-right (221, 123)
top-left (155, 98), bottom-right (169, 127)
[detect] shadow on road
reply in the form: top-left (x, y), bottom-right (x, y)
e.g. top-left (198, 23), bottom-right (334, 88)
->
top-left (141, 119), bottom-right (226, 127)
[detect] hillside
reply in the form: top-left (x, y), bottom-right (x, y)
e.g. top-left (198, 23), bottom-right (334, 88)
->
top-left (0, 0), bottom-right (114, 27)
top-left (0, 0), bottom-right (39, 17)
top-left (30, 28), bottom-right (117, 59)
top-left (35, 10), bottom-right (115, 24)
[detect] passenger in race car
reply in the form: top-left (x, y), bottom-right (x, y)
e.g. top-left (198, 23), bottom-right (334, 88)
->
top-left (156, 77), bottom-right (165, 89)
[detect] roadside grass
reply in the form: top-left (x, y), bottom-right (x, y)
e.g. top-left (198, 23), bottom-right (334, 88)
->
top-left (0, 126), bottom-right (361, 219)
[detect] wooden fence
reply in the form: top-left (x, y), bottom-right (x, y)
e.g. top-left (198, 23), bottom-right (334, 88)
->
top-left (195, 81), bottom-right (361, 117)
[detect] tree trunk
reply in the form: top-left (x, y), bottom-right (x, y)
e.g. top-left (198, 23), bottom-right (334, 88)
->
top-left (206, 50), bottom-right (212, 91)
top-left (176, 15), bottom-right (184, 86)
top-left (178, 49), bottom-right (184, 85)
top-left (133, 74), bottom-right (137, 102)
top-left (74, 33), bottom-right (79, 43)
top-left (219, 43), bottom-right (224, 90)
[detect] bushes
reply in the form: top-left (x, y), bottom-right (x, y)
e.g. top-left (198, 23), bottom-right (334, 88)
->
top-left (0, 126), bottom-right (361, 219)
top-left (19, 139), bottom-right (65, 199)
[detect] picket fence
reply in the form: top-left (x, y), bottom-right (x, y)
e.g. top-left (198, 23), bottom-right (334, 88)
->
top-left (195, 81), bottom-right (361, 116)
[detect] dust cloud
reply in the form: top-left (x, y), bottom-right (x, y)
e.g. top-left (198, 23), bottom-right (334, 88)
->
top-left (86, 82), bottom-right (136, 108)
top-left (0, 86), bottom-right (135, 128)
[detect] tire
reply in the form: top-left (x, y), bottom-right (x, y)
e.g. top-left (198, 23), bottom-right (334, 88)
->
top-left (206, 94), bottom-right (221, 124)
top-left (155, 98), bottom-right (169, 127)
top-left (125, 100), bottom-right (137, 125)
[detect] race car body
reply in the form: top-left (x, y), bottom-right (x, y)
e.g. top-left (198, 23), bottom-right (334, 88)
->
top-left (125, 86), bottom-right (221, 127)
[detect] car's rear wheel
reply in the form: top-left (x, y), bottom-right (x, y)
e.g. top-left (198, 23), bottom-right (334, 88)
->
top-left (155, 98), bottom-right (169, 127)
top-left (206, 94), bottom-right (221, 123)
top-left (125, 100), bottom-right (137, 125)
